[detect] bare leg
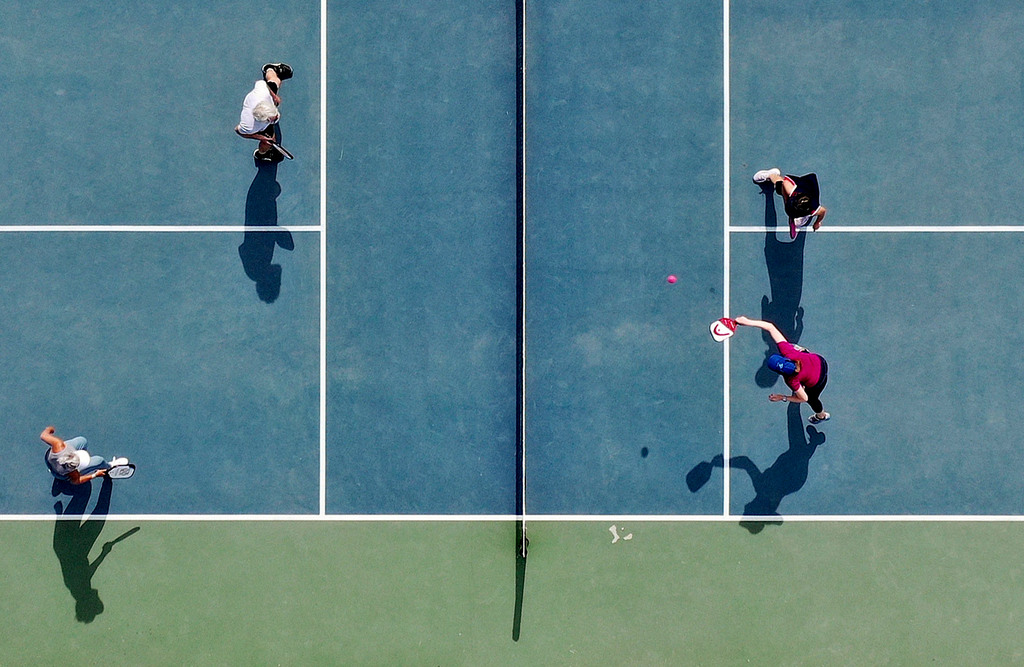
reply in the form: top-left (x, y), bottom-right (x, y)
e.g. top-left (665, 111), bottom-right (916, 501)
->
top-left (264, 68), bottom-right (283, 105)
top-left (264, 69), bottom-right (282, 90)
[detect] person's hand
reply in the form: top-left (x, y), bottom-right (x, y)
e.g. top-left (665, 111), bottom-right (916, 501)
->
top-left (734, 316), bottom-right (752, 326)
top-left (768, 394), bottom-right (787, 402)
top-left (43, 426), bottom-right (56, 435)
top-left (806, 426), bottom-right (826, 447)
top-left (96, 469), bottom-right (108, 478)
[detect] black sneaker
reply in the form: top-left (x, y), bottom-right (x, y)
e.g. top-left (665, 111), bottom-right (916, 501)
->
top-left (263, 63), bottom-right (293, 80)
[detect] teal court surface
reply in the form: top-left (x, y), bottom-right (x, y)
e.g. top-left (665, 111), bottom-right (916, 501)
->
top-left (4, 1), bottom-right (1024, 663)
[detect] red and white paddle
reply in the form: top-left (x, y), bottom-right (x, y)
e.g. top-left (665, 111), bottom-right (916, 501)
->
top-left (709, 317), bottom-right (738, 342)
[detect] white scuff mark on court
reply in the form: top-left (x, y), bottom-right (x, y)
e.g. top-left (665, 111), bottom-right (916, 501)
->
top-left (609, 525), bottom-right (633, 543)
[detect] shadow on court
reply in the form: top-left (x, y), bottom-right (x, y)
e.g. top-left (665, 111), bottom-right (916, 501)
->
top-left (687, 403), bottom-right (825, 533)
top-left (239, 123), bottom-right (295, 303)
top-left (512, 524), bottom-right (527, 642)
top-left (52, 478), bottom-right (140, 623)
top-left (755, 182), bottom-right (807, 388)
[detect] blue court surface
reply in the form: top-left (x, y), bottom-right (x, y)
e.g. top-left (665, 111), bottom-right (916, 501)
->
top-left (525, 1), bottom-right (723, 515)
top-left (729, 0), bottom-right (1024, 228)
top-left (326, 1), bottom-right (518, 514)
top-left (723, 0), bottom-right (1024, 519)
top-left (0, 232), bottom-right (320, 515)
top-left (2, 1), bottom-right (319, 227)
top-left (4, 0), bottom-right (1024, 522)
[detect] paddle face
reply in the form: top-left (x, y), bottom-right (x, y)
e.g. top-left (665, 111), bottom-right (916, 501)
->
top-left (709, 318), bottom-right (737, 342)
top-left (107, 464), bottom-right (135, 479)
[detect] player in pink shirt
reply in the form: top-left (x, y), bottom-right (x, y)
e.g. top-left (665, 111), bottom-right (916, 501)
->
top-left (734, 316), bottom-right (830, 424)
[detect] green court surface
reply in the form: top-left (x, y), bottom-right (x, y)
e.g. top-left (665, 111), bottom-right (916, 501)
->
top-left (4, 520), bottom-right (1024, 664)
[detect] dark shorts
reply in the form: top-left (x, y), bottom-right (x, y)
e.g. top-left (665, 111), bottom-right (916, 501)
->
top-left (805, 355), bottom-right (828, 413)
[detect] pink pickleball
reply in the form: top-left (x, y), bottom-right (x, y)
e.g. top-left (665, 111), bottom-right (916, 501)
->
top-left (667, 275), bottom-right (677, 284)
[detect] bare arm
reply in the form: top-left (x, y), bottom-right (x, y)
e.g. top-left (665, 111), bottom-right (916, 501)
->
top-left (769, 387), bottom-right (809, 404)
top-left (40, 426), bottom-right (64, 453)
top-left (733, 316), bottom-right (787, 345)
top-left (235, 127), bottom-right (275, 142)
top-left (67, 468), bottom-right (107, 485)
top-left (812, 206), bottom-right (827, 231)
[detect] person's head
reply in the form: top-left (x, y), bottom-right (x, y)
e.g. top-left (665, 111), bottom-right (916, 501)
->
top-left (57, 451), bottom-right (80, 472)
top-left (791, 193), bottom-right (815, 216)
top-left (76, 588), bottom-right (104, 623)
top-left (766, 354), bottom-right (798, 376)
top-left (253, 101), bottom-right (280, 124)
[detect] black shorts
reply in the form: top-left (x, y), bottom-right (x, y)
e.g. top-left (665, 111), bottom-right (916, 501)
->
top-left (805, 355), bottom-right (828, 413)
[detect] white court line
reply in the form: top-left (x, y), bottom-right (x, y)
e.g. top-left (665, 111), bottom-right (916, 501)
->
top-left (8, 514), bottom-right (519, 522)
top-left (721, 0), bottom-right (731, 519)
top-left (319, 0), bottom-right (328, 516)
top-left (0, 225), bottom-right (322, 233)
top-left (524, 514), bottom-right (1024, 522)
top-left (729, 225), bottom-right (1024, 233)
top-left (7, 513), bottom-right (1024, 522)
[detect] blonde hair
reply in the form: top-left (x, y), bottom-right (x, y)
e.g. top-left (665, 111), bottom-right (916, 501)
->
top-left (253, 102), bottom-right (279, 122)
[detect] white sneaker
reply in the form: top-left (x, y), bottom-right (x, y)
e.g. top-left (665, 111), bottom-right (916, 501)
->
top-left (108, 457), bottom-right (129, 467)
top-left (752, 168), bottom-right (781, 183)
top-left (807, 412), bottom-right (830, 425)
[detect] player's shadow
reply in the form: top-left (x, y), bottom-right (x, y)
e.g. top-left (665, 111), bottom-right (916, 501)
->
top-left (52, 478), bottom-right (141, 623)
top-left (755, 182), bottom-right (807, 388)
top-left (239, 124), bottom-right (294, 303)
top-left (686, 403), bottom-right (825, 533)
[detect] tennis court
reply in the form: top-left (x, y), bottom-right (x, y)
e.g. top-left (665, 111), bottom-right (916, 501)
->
top-left (4, 0), bottom-right (1024, 663)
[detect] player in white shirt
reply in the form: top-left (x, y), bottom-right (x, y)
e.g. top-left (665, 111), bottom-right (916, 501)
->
top-left (235, 63), bottom-right (293, 163)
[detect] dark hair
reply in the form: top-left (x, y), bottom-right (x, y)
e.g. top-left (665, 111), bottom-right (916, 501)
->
top-left (791, 194), bottom-right (814, 216)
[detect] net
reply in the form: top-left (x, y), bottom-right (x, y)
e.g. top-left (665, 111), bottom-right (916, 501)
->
top-left (516, 0), bottom-right (528, 559)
